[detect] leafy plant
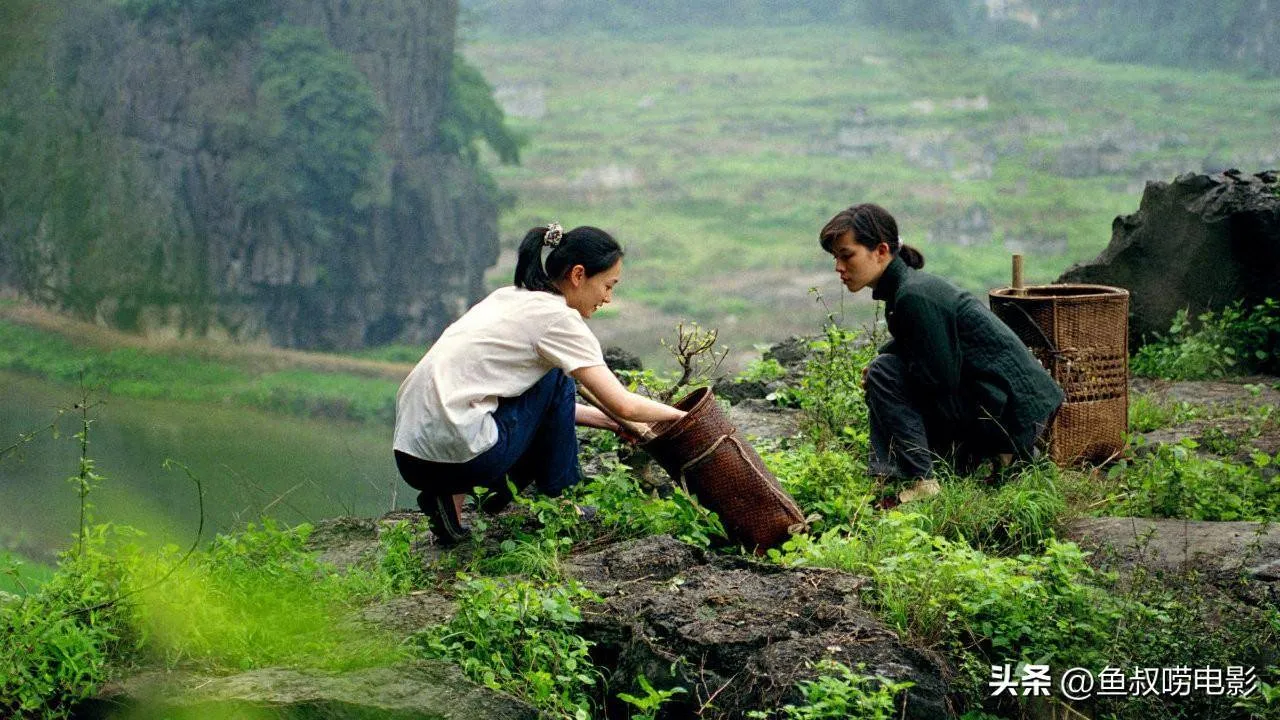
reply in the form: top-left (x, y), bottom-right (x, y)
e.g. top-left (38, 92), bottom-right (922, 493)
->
top-left (748, 659), bottom-right (913, 720)
top-left (1131, 299), bottom-right (1280, 379)
top-left (416, 575), bottom-right (601, 719)
top-left (617, 675), bottom-right (686, 720)
top-left (579, 460), bottom-right (727, 548)
top-left (0, 526), bottom-right (140, 719)
top-left (1104, 440), bottom-right (1280, 521)
top-left (1128, 393), bottom-right (1202, 433)
top-left (786, 311), bottom-right (884, 449)
top-left (379, 518), bottom-right (430, 594)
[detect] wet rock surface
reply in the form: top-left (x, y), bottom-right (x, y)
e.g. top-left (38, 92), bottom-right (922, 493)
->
top-left (565, 535), bottom-right (950, 719)
top-left (1066, 517), bottom-right (1280, 581)
top-left (86, 663), bottom-right (537, 719)
top-left (1131, 376), bottom-right (1280, 408)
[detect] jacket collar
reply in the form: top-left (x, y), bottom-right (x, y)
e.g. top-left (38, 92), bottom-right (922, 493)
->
top-left (871, 255), bottom-right (908, 304)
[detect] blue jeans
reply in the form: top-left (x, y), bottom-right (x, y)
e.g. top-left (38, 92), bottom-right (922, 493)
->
top-left (395, 369), bottom-right (582, 510)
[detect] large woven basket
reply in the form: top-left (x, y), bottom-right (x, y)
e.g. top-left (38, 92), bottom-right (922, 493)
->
top-left (642, 387), bottom-right (807, 552)
top-left (989, 284), bottom-right (1129, 465)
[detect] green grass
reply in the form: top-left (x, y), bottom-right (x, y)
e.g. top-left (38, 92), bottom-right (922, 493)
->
top-left (465, 24), bottom-right (1280, 363)
top-left (0, 320), bottom-right (399, 425)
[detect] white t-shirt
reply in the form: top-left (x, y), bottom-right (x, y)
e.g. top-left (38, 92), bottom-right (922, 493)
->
top-left (393, 286), bottom-right (606, 462)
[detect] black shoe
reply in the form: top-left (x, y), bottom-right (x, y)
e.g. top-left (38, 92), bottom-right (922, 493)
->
top-left (418, 492), bottom-right (470, 545)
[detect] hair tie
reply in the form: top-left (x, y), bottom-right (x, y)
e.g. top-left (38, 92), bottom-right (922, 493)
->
top-left (543, 223), bottom-right (563, 248)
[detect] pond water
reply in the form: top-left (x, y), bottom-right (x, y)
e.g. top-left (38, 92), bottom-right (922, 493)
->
top-left (0, 370), bottom-right (407, 563)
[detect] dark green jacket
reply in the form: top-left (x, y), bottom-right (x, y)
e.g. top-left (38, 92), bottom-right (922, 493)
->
top-left (872, 256), bottom-right (1063, 436)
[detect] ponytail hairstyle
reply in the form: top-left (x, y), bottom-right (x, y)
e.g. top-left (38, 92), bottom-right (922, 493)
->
top-left (818, 203), bottom-right (925, 269)
top-left (514, 224), bottom-right (625, 293)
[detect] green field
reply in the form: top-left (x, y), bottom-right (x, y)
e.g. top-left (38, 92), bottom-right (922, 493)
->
top-left (464, 24), bottom-right (1280, 366)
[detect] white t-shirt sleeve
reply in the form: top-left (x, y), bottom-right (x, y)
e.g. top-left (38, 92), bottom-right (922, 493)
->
top-left (536, 314), bottom-right (606, 373)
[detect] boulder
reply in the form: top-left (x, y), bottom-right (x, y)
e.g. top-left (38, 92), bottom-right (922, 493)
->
top-left (603, 345), bottom-right (644, 373)
top-left (565, 535), bottom-right (951, 719)
top-left (1057, 170), bottom-right (1280, 348)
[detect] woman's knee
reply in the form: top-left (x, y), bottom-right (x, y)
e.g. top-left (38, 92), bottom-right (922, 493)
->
top-left (865, 354), bottom-right (907, 394)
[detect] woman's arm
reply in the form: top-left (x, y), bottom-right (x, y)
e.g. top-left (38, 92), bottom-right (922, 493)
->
top-left (572, 364), bottom-right (686, 423)
top-left (575, 402), bottom-right (620, 431)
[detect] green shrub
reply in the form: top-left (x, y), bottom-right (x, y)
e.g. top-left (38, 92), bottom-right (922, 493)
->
top-left (748, 659), bottom-right (914, 720)
top-left (775, 515), bottom-right (1135, 669)
top-left (792, 323), bottom-right (879, 449)
top-left (578, 460), bottom-right (727, 548)
top-left (132, 519), bottom-right (400, 671)
top-left (1131, 299), bottom-right (1280, 379)
top-left (415, 575), bottom-right (601, 719)
top-left (0, 525), bottom-right (140, 719)
top-left (379, 518), bottom-right (431, 595)
top-left (914, 462), bottom-right (1066, 553)
top-left (764, 443), bottom-right (876, 533)
top-left (1128, 393), bottom-right (1203, 433)
top-left (1104, 440), bottom-right (1280, 521)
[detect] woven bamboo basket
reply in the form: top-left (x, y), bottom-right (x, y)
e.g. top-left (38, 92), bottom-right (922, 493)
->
top-left (642, 387), bottom-right (807, 553)
top-left (989, 283), bottom-right (1130, 465)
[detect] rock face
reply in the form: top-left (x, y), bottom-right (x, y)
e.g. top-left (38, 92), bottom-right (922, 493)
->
top-left (1057, 170), bottom-right (1280, 347)
top-left (5, 0), bottom-right (498, 350)
top-left (565, 535), bottom-right (951, 720)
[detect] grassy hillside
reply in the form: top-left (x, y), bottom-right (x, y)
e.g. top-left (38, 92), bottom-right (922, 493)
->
top-left (464, 24), bottom-right (1280, 365)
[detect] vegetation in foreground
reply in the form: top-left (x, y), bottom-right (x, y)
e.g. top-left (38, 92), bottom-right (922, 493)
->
top-left (3, 307), bottom-right (1280, 719)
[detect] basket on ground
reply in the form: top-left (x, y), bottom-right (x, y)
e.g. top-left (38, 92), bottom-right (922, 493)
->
top-left (642, 387), bottom-right (806, 552)
top-left (989, 284), bottom-right (1130, 465)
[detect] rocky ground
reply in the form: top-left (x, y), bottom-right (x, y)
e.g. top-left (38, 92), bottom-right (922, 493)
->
top-left (90, 374), bottom-right (1280, 719)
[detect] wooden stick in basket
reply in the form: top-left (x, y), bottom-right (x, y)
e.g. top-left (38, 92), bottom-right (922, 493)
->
top-left (577, 384), bottom-right (658, 442)
top-left (1012, 253), bottom-right (1025, 296)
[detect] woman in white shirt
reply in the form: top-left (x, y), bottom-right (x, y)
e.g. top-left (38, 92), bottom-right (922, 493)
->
top-left (393, 224), bottom-right (686, 544)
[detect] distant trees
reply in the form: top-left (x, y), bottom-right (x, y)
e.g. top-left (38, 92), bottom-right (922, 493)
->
top-left (464, 0), bottom-right (1277, 75)
top-left (1019, 0), bottom-right (1277, 74)
top-left (227, 25), bottom-right (388, 251)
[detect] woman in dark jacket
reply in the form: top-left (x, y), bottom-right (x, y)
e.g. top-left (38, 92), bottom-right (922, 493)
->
top-left (819, 203), bottom-right (1063, 504)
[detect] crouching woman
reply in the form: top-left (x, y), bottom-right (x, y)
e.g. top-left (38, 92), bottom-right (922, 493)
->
top-left (819, 204), bottom-right (1063, 504)
top-left (393, 224), bottom-right (685, 543)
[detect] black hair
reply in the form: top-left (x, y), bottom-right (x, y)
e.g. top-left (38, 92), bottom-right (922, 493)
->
top-left (514, 225), bottom-right (625, 292)
top-left (818, 203), bottom-right (925, 269)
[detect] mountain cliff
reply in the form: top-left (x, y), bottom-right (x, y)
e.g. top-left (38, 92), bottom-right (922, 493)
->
top-left (0, 0), bottom-right (514, 349)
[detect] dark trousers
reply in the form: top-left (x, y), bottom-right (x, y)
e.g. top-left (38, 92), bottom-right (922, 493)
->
top-left (864, 354), bottom-right (1048, 480)
top-left (394, 369), bottom-right (582, 512)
